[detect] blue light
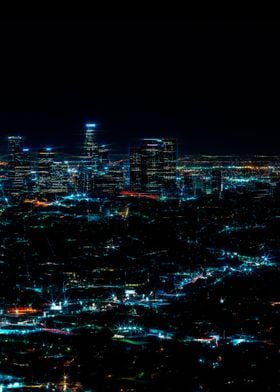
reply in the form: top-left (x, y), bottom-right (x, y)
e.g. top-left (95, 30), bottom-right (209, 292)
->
top-left (46, 147), bottom-right (52, 151)
top-left (231, 338), bottom-right (245, 346)
top-left (22, 148), bottom-right (29, 152)
top-left (86, 123), bottom-right (96, 128)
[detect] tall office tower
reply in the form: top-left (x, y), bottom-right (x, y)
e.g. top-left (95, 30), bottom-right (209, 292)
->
top-left (0, 161), bottom-right (8, 200)
top-left (76, 170), bottom-right (94, 194)
top-left (49, 161), bottom-right (69, 194)
top-left (84, 123), bottom-right (99, 171)
top-left (192, 174), bottom-right (204, 197)
top-left (78, 123), bottom-right (101, 194)
top-left (98, 144), bottom-right (109, 172)
top-left (93, 155), bottom-right (128, 195)
top-left (130, 138), bottom-right (177, 195)
top-left (141, 139), bottom-right (164, 194)
top-left (180, 172), bottom-right (194, 198)
top-left (8, 136), bottom-right (23, 164)
top-left (7, 136), bottom-right (31, 194)
top-left (129, 146), bottom-right (142, 192)
top-left (162, 138), bottom-right (177, 195)
top-left (14, 148), bottom-right (32, 193)
top-left (36, 148), bottom-right (55, 194)
top-left (211, 169), bottom-right (222, 196)
top-left (203, 174), bottom-right (213, 195)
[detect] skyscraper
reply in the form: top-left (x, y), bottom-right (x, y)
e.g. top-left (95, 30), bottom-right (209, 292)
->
top-left (97, 144), bottom-right (109, 172)
top-left (129, 147), bottom-right (142, 192)
top-left (8, 136), bottom-right (23, 164)
top-left (84, 123), bottom-right (99, 171)
top-left (36, 148), bottom-right (55, 194)
top-left (7, 136), bottom-right (31, 194)
top-left (211, 169), bottom-right (222, 196)
top-left (141, 139), bottom-right (164, 194)
top-left (49, 161), bottom-right (69, 194)
top-left (129, 138), bottom-right (177, 195)
top-left (78, 123), bottom-right (112, 194)
top-left (162, 138), bottom-right (177, 195)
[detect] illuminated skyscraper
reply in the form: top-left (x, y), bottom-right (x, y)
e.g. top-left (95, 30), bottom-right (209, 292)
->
top-left (76, 123), bottom-right (99, 194)
top-left (211, 169), bottom-right (222, 196)
top-left (50, 161), bottom-right (69, 194)
top-left (98, 144), bottom-right (109, 171)
top-left (8, 136), bottom-right (23, 164)
top-left (141, 139), bottom-right (164, 194)
top-left (36, 147), bottom-right (55, 194)
top-left (78, 123), bottom-right (111, 193)
top-left (162, 138), bottom-right (177, 195)
top-left (7, 136), bottom-right (31, 194)
top-left (129, 146), bottom-right (142, 192)
top-left (191, 174), bottom-right (204, 197)
top-left (84, 123), bottom-right (99, 171)
top-left (130, 138), bottom-right (177, 195)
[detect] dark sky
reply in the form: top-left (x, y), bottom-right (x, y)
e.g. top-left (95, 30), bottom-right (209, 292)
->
top-left (1, 19), bottom-right (280, 155)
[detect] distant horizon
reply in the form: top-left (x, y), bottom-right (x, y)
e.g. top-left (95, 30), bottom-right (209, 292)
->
top-left (1, 122), bottom-right (280, 158)
top-left (2, 20), bottom-right (280, 155)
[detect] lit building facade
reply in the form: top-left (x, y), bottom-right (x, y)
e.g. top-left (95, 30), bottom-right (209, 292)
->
top-left (7, 137), bottom-right (32, 194)
top-left (130, 138), bottom-right (177, 195)
top-left (84, 123), bottom-right (99, 171)
top-left (36, 148), bottom-right (55, 194)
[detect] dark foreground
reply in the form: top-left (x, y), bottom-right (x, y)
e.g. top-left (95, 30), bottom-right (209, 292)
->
top-left (1, 191), bottom-right (280, 391)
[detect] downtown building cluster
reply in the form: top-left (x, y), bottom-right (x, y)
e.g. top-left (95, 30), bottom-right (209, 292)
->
top-left (2, 121), bottom-right (278, 204)
top-left (2, 124), bottom-right (123, 198)
top-left (1, 126), bottom-right (280, 391)
top-left (1, 124), bottom-right (179, 199)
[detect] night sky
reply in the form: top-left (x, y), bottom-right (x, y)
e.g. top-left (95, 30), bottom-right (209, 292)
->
top-left (1, 19), bottom-right (280, 155)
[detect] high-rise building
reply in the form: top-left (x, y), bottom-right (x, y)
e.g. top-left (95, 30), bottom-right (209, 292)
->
top-left (84, 123), bottom-right (99, 171)
top-left (8, 136), bottom-right (23, 164)
top-left (78, 123), bottom-right (111, 194)
top-left (129, 138), bottom-right (177, 195)
top-left (98, 144), bottom-right (109, 172)
top-left (162, 138), bottom-right (177, 195)
top-left (192, 174), bottom-right (204, 197)
top-left (180, 172), bottom-right (194, 198)
top-left (129, 146), bottom-right (142, 192)
top-left (36, 148), bottom-right (55, 194)
top-left (141, 139), bottom-right (164, 194)
top-left (49, 161), bottom-right (69, 194)
top-left (211, 169), bottom-right (222, 196)
top-left (7, 136), bottom-right (31, 194)
top-left (77, 123), bottom-right (100, 194)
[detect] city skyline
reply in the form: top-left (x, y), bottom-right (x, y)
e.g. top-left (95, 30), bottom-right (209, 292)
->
top-left (1, 19), bottom-right (280, 154)
top-left (1, 19), bottom-right (280, 391)
top-left (1, 122), bottom-right (277, 202)
top-left (1, 122), bottom-right (280, 158)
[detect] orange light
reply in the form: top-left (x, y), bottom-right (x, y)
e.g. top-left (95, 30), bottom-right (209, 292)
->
top-left (7, 306), bottom-right (40, 315)
top-left (23, 199), bottom-right (49, 207)
top-left (119, 191), bottom-right (160, 201)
